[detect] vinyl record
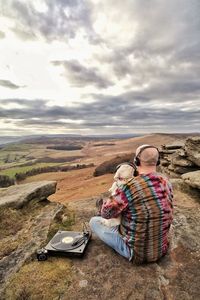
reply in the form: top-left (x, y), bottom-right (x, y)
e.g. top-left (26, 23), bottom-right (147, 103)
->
top-left (50, 231), bottom-right (85, 251)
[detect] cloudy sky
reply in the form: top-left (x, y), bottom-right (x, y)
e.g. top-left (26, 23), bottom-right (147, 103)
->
top-left (0, 0), bottom-right (200, 136)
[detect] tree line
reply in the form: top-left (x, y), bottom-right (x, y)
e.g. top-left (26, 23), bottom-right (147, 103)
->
top-left (15, 163), bottom-right (94, 181)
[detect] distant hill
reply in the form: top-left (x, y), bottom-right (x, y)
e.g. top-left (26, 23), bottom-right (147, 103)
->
top-left (0, 133), bottom-right (142, 146)
top-left (0, 136), bottom-right (25, 145)
top-left (1, 132), bottom-right (199, 146)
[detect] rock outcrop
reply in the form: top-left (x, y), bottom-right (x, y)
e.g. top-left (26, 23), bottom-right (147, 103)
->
top-left (93, 153), bottom-right (133, 176)
top-left (182, 170), bottom-right (200, 190)
top-left (159, 137), bottom-right (200, 193)
top-left (0, 181), bottom-right (71, 298)
top-left (0, 181), bottom-right (57, 208)
top-left (185, 137), bottom-right (200, 166)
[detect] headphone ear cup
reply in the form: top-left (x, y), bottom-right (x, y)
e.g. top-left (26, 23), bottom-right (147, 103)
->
top-left (156, 158), bottom-right (160, 166)
top-left (156, 152), bottom-right (160, 166)
top-left (134, 157), bottom-right (140, 166)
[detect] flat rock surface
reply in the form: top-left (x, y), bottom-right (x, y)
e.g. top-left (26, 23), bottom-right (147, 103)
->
top-left (0, 181), bottom-right (57, 208)
top-left (182, 170), bottom-right (200, 190)
top-left (171, 153), bottom-right (194, 167)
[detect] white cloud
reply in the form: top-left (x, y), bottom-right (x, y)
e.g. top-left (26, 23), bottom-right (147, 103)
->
top-left (92, 2), bottom-right (138, 47)
top-left (32, 0), bottom-right (48, 13)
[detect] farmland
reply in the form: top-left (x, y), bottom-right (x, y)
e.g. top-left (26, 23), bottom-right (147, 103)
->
top-left (0, 139), bottom-right (87, 180)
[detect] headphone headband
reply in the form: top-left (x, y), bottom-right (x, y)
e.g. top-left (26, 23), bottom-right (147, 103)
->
top-left (136, 145), bottom-right (159, 157)
top-left (134, 145), bottom-right (160, 166)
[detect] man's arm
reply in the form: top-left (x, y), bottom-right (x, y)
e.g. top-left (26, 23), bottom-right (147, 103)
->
top-left (101, 191), bottom-right (128, 219)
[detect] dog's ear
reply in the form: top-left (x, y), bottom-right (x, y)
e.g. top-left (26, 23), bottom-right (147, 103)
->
top-left (96, 198), bottom-right (103, 209)
top-left (95, 198), bottom-right (103, 216)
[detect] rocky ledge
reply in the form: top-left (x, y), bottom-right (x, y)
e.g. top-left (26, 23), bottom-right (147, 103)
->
top-left (0, 181), bottom-right (57, 208)
top-left (0, 181), bottom-right (74, 299)
top-left (182, 170), bottom-right (200, 190)
top-left (159, 136), bottom-right (200, 192)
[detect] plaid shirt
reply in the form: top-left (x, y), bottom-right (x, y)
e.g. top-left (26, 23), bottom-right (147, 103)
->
top-left (101, 172), bottom-right (173, 263)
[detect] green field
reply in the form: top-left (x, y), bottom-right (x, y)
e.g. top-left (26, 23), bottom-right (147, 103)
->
top-left (0, 143), bottom-right (67, 178)
top-left (0, 143), bottom-right (41, 168)
top-left (0, 162), bottom-right (64, 178)
top-left (0, 140), bottom-right (86, 180)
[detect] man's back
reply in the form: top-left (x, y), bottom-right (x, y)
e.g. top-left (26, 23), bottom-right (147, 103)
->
top-left (120, 172), bottom-right (173, 263)
top-left (90, 144), bottom-right (174, 262)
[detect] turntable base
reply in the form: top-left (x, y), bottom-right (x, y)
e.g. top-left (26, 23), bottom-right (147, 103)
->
top-left (37, 230), bottom-right (91, 261)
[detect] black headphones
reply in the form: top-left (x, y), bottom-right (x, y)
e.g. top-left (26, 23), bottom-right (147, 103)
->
top-left (134, 145), bottom-right (160, 167)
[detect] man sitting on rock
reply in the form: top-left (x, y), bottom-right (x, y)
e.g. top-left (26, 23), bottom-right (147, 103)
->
top-left (89, 145), bottom-right (174, 263)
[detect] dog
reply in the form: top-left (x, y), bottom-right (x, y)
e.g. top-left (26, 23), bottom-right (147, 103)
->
top-left (99, 164), bottom-right (135, 227)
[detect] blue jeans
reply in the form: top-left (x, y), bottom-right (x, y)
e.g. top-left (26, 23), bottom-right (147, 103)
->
top-left (89, 216), bottom-right (133, 260)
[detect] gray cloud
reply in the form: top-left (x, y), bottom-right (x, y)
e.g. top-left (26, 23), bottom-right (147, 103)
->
top-left (0, 99), bottom-right (45, 107)
top-left (52, 60), bottom-right (112, 88)
top-left (1, 0), bottom-right (99, 42)
top-left (0, 97), bottom-right (199, 132)
top-left (0, 80), bottom-right (21, 89)
top-left (0, 0), bottom-right (200, 134)
top-left (94, 0), bottom-right (200, 96)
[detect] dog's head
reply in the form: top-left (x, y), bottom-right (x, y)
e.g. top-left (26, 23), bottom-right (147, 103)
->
top-left (114, 164), bottom-right (134, 181)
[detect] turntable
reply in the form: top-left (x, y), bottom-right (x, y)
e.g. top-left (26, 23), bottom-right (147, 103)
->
top-left (37, 227), bottom-right (91, 261)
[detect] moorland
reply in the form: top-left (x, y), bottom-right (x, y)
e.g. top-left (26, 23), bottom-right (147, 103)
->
top-left (0, 132), bottom-right (193, 202)
top-left (1, 132), bottom-right (200, 300)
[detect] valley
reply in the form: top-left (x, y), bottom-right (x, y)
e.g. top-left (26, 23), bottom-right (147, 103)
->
top-left (0, 133), bottom-right (188, 202)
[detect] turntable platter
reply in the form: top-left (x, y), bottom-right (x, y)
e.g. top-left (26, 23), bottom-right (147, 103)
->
top-left (50, 231), bottom-right (85, 251)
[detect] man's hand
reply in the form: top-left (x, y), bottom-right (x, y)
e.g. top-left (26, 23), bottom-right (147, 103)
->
top-left (101, 193), bottom-right (128, 219)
